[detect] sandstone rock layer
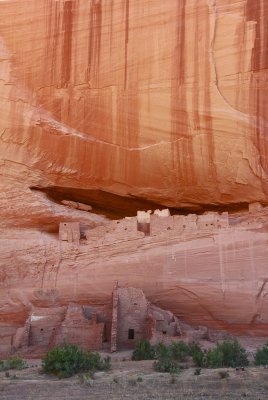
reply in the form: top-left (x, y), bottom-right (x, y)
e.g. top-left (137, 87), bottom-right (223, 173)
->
top-left (0, 0), bottom-right (268, 209)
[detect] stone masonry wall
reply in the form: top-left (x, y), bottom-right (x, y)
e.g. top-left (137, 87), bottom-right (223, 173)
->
top-left (116, 287), bottom-right (150, 349)
top-left (55, 303), bottom-right (104, 351)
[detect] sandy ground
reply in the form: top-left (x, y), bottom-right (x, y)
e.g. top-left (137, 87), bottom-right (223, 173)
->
top-left (0, 354), bottom-right (268, 400)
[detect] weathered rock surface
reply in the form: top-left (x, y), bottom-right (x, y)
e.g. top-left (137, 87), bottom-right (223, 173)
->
top-left (1, 0), bottom-right (268, 355)
top-left (0, 0), bottom-right (268, 209)
top-left (1, 207), bottom-right (268, 356)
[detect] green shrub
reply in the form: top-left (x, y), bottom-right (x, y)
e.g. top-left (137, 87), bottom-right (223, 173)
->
top-left (205, 340), bottom-right (248, 368)
top-left (170, 341), bottom-right (190, 362)
top-left (154, 342), bottom-right (169, 360)
top-left (190, 340), bottom-right (248, 369)
top-left (254, 342), bottom-right (268, 366)
top-left (189, 342), bottom-right (205, 367)
top-left (5, 355), bottom-right (26, 370)
top-left (206, 347), bottom-right (224, 368)
top-left (132, 340), bottom-right (155, 361)
top-left (153, 341), bottom-right (187, 374)
top-left (0, 355), bottom-right (26, 371)
top-left (42, 343), bottom-right (111, 378)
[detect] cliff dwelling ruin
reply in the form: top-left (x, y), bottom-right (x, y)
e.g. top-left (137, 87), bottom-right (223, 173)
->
top-left (9, 285), bottom-right (182, 356)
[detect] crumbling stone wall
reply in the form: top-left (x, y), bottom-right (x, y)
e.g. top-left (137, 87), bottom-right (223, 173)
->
top-left (110, 283), bottom-right (119, 352)
top-left (85, 217), bottom-right (144, 246)
top-left (148, 305), bottom-right (181, 345)
top-left (197, 212), bottom-right (229, 230)
top-left (116, 287), bottom-right (150, 349)
top-left (83, 208), bottom-right (231, 247)
top-left (137, 210), bottom-right (151, 236)
top-left (150, 214), bottom-right (174, 236)
top-left (55, 303), bottom-right (104, 351)
top-left (0, 326), bottom-right (15, 357)
top-left (59, 222), bottom-right (80, 244)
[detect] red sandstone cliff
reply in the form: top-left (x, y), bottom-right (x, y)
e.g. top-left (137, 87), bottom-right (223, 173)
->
top-left (0, 0), bottom-right (268, 210)
top-left (1, 0), bottom-right (268, 353)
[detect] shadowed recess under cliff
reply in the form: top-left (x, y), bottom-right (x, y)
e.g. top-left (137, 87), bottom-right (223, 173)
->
top-left (31, 186), bottom-right (250, 220)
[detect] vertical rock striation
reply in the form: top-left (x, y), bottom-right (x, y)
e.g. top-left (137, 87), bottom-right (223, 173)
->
top-left (0, 0), bottom-right (268, 208)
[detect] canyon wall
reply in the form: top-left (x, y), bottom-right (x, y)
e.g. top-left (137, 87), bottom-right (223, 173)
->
top-left (1, 0), bottom-right (268, 352)
top-left (0, 0), bottom-right (268, 211)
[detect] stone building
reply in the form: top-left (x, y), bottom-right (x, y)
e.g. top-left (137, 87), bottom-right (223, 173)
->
top-left (59, 222), bottom-right (80, 244)
top-left (110, 285), bottom-right (181, 351)
top-left (55, 303), bottom-right (104, 350)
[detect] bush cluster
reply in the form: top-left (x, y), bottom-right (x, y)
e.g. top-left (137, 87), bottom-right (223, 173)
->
top-left (42, 343), bottom-right (111, 378)
top-left (0, 355), bottom-right (26, 371)
top-left (132, 339), bottom-right (251, 371)
top-left (190, 340), bottom-right (249, 368)
top-left (132, 340), bottom-right (155, 361)
top-left (254, 342), bottom-right (268, 366)
top-left (132, 340), bottom-right (190, 374)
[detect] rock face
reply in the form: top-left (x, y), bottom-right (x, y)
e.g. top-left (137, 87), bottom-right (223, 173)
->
top-left (0, 0), bottom-right (268, 209)
top-left (1, 206), bottom-right (268, 357)
top-left (1, 1), bottom-right (268, 356)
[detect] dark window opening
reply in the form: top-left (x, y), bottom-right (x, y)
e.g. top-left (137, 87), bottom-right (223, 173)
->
top-left (40, 328), bottom-right (44, 332)
top-left (167, 227), bottom-right (171, 230)
top-left (162, 331), bottom-right (167, 335)
top-left (128, 329), bottom-right (135, 340)
top-left (103, 324), bottom-right (108, 343)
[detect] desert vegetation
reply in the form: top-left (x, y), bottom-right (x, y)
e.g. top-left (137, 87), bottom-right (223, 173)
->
top-left (254, 342), bottom-right (268, 366)
top-left (132, 339), bottom-right (249, 373)
top-left (0, 354), bottom-right (26, 371)
top-left (1, 340), bottom-right (268, 399)
top-left (42, 343), bottom-right (111, 378)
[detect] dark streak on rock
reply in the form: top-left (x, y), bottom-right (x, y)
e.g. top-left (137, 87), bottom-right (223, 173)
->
top-left (88, 0), bottom-right (102, 85)
top-left (171, 0), bottom-right (196, 188)
top-left (124, 0), bottom-right (129, 90)
top-left (61, 0), bottom-right (73, 88)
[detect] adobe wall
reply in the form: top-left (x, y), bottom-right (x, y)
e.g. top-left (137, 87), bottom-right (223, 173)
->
top-left (148, 305), bottom-right (182, 345)
top-left (55, 303), bottom-right (104, 351)
top-left (10, 306), bottom-right (66, 354)
top-left (59, 222), bottom-right (80, 244)
top-left (150, 214), bottom-right (174, 236)
top-left (116, 287), bottom-right (150, 349)
top-left (197, 212), bottom-right (229, 230)
top-left (0, 326), bottom-right (16, 357)
top-left (28, 307), bottom-right (66, 348)
top-left (110, 283), bottom-right (119, 352)
top-left (85, 217), bottom-right (144, 246)
top-left (83, 209), bottom-right (230, 248)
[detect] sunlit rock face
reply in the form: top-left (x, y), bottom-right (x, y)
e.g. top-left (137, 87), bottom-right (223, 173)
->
top-left (1, 0), bottom-right (268, 354)
top-left (0, 0), bottom-right (268, 210)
